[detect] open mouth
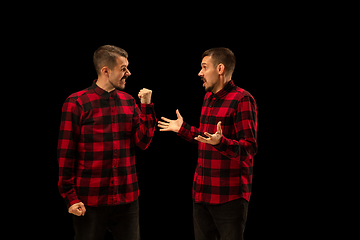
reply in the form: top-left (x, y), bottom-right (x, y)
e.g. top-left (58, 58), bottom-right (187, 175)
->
top-left (201, 77), bottom-right (206, 87)
top-left (120, 76), bottom-right (128, 83)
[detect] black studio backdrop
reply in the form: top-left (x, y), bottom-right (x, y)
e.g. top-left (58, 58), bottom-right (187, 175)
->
top-left (41, 24), bottom-right (284, 239)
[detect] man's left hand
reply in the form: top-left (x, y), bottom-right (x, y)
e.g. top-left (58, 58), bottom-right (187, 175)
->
top-left (194, 121), bottom-right (222, 145)
top-left (138, 88), bottom-right (152, 104)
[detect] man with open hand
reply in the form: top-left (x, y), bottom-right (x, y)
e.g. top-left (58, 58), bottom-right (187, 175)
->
top-left (158, 48), bottom-right (258, 240)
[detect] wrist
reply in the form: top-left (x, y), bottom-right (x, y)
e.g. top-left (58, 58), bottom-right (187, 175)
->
top-left (175, 121), bottom-right (184, 133)
top-left (174, 126), bottom-right (180, 133)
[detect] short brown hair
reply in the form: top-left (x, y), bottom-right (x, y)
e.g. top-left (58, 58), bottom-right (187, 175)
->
top-left (93, 45), bottom-right (128, 75)
top-left (202, 47), bottom-right (236, 76)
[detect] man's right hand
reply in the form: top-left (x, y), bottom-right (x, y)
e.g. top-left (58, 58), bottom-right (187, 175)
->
top-left (158, 109), bottom-right (183, 133)
top-left (68, 202), bottom-right (86, 216)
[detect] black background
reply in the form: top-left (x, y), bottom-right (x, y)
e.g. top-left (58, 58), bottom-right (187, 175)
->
top-left (28, 13), bottom-right (307, 239)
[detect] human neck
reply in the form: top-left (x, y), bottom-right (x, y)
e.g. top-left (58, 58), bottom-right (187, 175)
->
top-left (212, 76), bottom-right (231, 94)
top-left (96, 76), bottom-right (115, 92)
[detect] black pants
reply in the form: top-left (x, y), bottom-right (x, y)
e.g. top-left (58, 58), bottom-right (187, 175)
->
top-left (72, 199), bottom-right (140, 240)
top-left (193, 198), bottom-right (249, 240)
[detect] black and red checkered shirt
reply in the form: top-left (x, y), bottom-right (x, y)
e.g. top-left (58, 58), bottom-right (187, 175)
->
top-left (178, 80), bottom-right (258, 204)
top-left (57, 81), bottom-right (156, 208)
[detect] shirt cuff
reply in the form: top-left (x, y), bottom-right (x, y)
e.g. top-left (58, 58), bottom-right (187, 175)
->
top-left (140, 103), bottom-right (154, 114)
top-left (66, 193), bottom-right (81, 209)
top-left (177, 122), bottom-right (188, 136)
top-left (213, 135), bottom-right (228, 152)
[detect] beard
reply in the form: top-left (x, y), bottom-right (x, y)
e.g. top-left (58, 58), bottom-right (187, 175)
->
top-left (109, 75), bottom-right (128, 90)
top-left (202, 77), bottom-right (214, 92)
top-left (205, 85), bottom-right (214, 92)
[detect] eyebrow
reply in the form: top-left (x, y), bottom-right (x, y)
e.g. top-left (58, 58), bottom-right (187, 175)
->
top-left (201, 63), bottom-right (207, 66)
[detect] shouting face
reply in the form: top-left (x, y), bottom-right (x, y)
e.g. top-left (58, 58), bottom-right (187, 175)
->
top-left (108, 56), bottom-right (131, 90)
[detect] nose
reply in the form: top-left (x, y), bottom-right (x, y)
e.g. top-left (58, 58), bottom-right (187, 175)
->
top-left (198, 69), bottom-right (203, 77)
top-left (127, 69), bottom-right (131, 76)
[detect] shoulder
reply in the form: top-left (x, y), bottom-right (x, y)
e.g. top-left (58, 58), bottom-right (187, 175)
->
top-left (231, 86), bottom-right (256, 103)
top-left (115, 90), bottom-right (137, 107)
top-left (116, 90), bottom-right (135, 101)
top-left (63, 86), bottom-right (93, 107)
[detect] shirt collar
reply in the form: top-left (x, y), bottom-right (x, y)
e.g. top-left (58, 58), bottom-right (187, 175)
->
top-left (213, 80), bottom-right (235, 99)
top-left (90, 80), bottom-right (117, 98)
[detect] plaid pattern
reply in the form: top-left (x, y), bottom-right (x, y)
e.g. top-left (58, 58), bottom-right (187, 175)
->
top-left (57, 81), bottom-right (156, 208)
top-left (178, 80), bottom-right (258, 204)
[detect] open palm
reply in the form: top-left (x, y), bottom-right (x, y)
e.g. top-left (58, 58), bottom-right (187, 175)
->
top-left (158, 109), bottom-right (183, 133)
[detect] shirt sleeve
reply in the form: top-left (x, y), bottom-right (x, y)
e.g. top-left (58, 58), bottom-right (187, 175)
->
top-left (177, 122), bottom-right (201, 144)
top-left (57, 98), bottom-right (81, 208)
top-left (213, 96), bottom-right (258, 161)
top-left (132, 102), bottom-right (157, 150)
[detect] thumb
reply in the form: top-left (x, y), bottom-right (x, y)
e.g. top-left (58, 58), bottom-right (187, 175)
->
top-left (217, 121), bottom-right (222, 134)
top-left (176, 109), bottom-right (182, 119)
top-left (79, 202), bottom-right (86, 216)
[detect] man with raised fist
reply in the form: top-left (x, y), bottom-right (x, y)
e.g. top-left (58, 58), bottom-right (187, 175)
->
top-left (57, 45), bottom-right (156, 240)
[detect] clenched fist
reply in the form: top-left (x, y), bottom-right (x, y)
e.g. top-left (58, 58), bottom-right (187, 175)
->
top-left (68, 202), bottom-right (86, 216)
top-left (138, 88), bottom-right (152, 104)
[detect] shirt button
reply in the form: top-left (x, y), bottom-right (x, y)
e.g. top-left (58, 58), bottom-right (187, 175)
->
top-left (114, 150), bottom-right (117, 153)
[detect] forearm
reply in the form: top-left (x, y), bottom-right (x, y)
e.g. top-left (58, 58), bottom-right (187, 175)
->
top-left (134, 103), bottom-right (156, 150)
top-left (57, 155), bottom-right (80, 208)
top-left (213, 135), bottom-right (257, 161)
top-left (58, 98), bottom-right (82, 208)
top-left (177, 122), bottom-right (201, 144)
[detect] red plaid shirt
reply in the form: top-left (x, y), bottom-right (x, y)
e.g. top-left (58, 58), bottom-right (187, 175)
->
top-left (57, 81), bottom-right (156, 208)
top-left (178, 80), bottom-right (258, 204)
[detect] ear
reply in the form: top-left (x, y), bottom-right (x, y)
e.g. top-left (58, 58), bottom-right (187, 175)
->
top-left (100, 66), bottom-right (110, 77)
top-left (217, 63), bottom-right (225, 75)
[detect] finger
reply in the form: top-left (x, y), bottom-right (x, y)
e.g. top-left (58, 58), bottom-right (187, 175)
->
top-left (159, 128), bottom-right (171, 131)
top-left (76, 204), bottom-right (83, 216)
top-left (194, 137), bottom-right (206, 143)
top-left (176, 109), bottom-right (182, 119)
top-left (217, 121), bottom-right (222, 134)
top-left (198, 135), bottom-right (211, 141)
top-left (157, 121), bottom-right (169, 126)
top-left (69, 206), bottom-right (77, 215)
top-left (194, 135), bottom-right (210, 143)
top-left (158, 126), bottom-right (170, 131)
top-left (158, 124), bottom-right (170, 130)
top-left (161, 117), bottom-right (173, 123)
top-left (140, 89), bottom-right (152, 94)
top-left (80, 202), bottom-right (86, 214)
top-left (204, 132), bottom-right (213, 138)
top-left (71, 209), bottom-right (81, 216)
top-left (81, 205), bottom-right (86, 216)
top-left (157, 122), bottom-right (169, 128)
top-left (77, 209), bottom-right (83, 216)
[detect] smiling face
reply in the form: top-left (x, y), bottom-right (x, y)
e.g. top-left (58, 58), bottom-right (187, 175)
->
top-left (198, 56), bottom-right (221, 93)
top-left (107, 56), bottom-right (131, 90)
